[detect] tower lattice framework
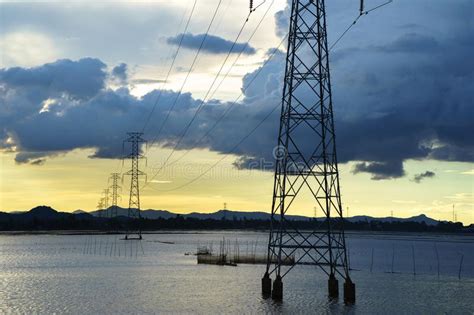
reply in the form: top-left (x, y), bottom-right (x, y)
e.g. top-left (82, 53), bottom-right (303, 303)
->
top-left (123, 132), bottom-right (146, 240)
top-left (262, 0), bottom-right (354, 302)
top-left (109, 173), bottom-right (121, 218)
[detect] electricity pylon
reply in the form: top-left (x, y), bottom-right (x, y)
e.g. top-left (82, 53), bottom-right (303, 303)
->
top-left (108, 173), bottom-right (121, 218)
top-left (102, 188), bottom-right (109, 212)
top-left (262, 0), bottom-right (355, 303)
top-left (97, 197), bottom-right (105, 218)
top-left (123, 132), bottom-right (146, 240)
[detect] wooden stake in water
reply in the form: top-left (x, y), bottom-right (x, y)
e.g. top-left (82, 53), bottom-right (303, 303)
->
top-left (411, 244), bottom-right (416, 276)
top-left (434, 243), bottom-right (440, 278)
top-left (83, 237), bottom-right (87, 255)
top-left (370, 247), bottom-right (374, 273)
top-left (347, 249), bottom-right (351, 270)
top-left (391, 244), bottom-right (395, 273)
top-left (458, 254), bottom-right (464, 280)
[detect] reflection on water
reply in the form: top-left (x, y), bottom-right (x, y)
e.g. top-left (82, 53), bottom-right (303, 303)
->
top-left (0, 232), bottom-right (473, 314)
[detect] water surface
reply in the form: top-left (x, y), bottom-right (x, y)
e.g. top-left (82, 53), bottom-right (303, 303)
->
top-left (1, 231), bottom-right (473, 314)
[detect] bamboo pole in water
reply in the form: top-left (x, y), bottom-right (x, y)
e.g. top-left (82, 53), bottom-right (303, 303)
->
top-left (391, 244), bottom-right (395, 273)
top-left (83, 237), bottom-right (87, 255)
top-left (434, 243), bottom-right (440, 278)
top-left (458, 254), bottom-right (464, 280)
top-left (370, 248), bottom-right (374, 273)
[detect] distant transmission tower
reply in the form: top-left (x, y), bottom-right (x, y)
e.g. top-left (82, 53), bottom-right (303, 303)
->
top-left (103, 188), bottom-right (109, 211)
top-left (123, 132), bottom-right (147, 240)
top-left (109, 173), bottom-right (121, 218)
top-left (262, 0), bottom-right (355, 303)
top-left (97, 197), bottom-right (105, 218)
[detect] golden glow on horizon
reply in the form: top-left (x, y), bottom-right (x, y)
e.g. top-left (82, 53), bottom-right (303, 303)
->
top-left (1, 148), bottom-right (472, 224)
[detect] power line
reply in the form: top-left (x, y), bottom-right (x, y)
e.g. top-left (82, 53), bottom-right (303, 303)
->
top-left (330, 0), bottom-right (393, 50)
top-left (145, 1), bottom-right (274, 184)
top-left (145, 2), bottom-right (391, 192)
top-left (112, 1), bottom-right (196, 176)
top-left (145, 42), bottom-right (289, 191)
top-left (146, 2), bottom-right (255, 152)
top-left (141, 0), bottom-right (198, 133)
top-left (208, 0), bottom-right (275, 102)
top-left (149, 100), bottom-right (280, 192)
top-left (105, 0), bottom-right (219, 214)
top-left (145, 0), bottom-right (224, 151)
top-left (146, 12), bottom-right (252, 175)
top-left (149, 24), bottom-right (283, 174)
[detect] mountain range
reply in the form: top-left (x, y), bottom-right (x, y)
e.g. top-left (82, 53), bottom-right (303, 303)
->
top-left (3, 205), bottom-right (444, 226)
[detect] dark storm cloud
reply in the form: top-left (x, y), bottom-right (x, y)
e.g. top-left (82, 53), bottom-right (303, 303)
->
top-left (412, 171), bottom-right (436, 183)
top-left (29, 159), bottom-right (46, 166)
top-left (374, 33), bottom-right (439, 53)
top-left (352, 161), bottom-right (405, 180)
top-left (111, 63), bottom-right (128, 84)
top-left (1, 1), bottom-right (473, 180)
top-left (167, 33), bottom-right (256, 55)
top-left (0, 58), bottom-right (106, 100)
top-left (14, 152), bottom-right (51, 165)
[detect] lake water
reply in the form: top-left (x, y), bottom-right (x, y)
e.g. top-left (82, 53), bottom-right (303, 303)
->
top-left (1, 231), bottom-right (473, 314)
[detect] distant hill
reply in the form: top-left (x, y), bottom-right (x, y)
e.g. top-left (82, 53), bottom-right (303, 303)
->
top-left (0, 205), bottom-right (465, 232)
top-left (90, 207), bottom-right (177, 219)
top-left (88, 207), bottom-right (444, 226)
top-left (347, 214), bottom-right (441, 226)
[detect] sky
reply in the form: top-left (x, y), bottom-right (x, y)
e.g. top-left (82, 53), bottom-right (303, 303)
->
top-left (0, 0), bottom-right (473, 224)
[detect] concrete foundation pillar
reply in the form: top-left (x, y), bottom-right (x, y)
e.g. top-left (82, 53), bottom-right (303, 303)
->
top-left (328, 273), bottom-right (339, 298)
top-left (262, 273), bottom-right (272, 296)
top-left (344, 278), bottom-right (356, 304)
top-left (272, 275), bottom-right (283, 300)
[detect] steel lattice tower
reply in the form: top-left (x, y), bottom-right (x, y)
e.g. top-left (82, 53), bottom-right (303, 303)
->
top-left (262, 0), bottom-right (355, 303)
top-left (123, 132), bottom-right (146, 240)
top-left (97, 198), bottom-right (105, 218)
top-left (102, 188), bottom-right (109, 211)
top-left (108, 173), bottom-right (121, 218)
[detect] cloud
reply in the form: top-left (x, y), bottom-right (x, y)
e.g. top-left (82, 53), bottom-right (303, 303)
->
top-left (0, 1), bottom-right (473, 180)
top-left (132, 79), bottom-right (167, 84)
top-left (461, 169), bottom-right (474, 175)
top-left (14, 151), bottom-right (55, 165)
top-left (0, 32), bottom-right (58, 67)
top-left (166, 33), bottom-right (256, 55)
top-left (274, 2), bottom-right (290, 38)
top-left (149, 180), bottom-right (172, 184)
top-left (0, 58), bottom-right (107, 100)
top-left (374, 33), bottom-right (439, 53)
top-left (412, 171), bottom-right (436, 183)
top-left (30, 159), bottom-right (46, 166)
top-left (352, 161), bottom-right (405, 180)
top-left (111, 63), bottom-right (128, 84)
top-left (392, 200), bottom-right (417, 204)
